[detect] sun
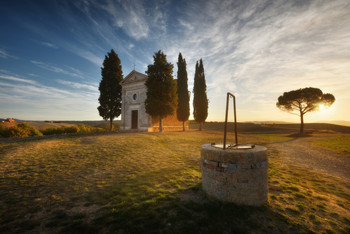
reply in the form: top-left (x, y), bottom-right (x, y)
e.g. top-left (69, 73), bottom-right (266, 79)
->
top-left (318, 103), bottom-right (331, 116)
top-left (319, 104), bottom-right (326, 112)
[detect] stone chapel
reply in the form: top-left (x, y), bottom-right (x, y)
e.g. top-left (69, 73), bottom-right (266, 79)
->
top-left (120, 70), bottom-right (188, 132)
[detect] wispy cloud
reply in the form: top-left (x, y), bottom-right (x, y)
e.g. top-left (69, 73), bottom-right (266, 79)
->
top-left (41, 41), bottom-right (58, 49)
top-left (57, 79), bottom-right (97, 92)
top-left (0, 75), bottom-right (37, 84)
top-left (0, 49), bottom-right (17, 59)
top-left (2, 0), bottom-right (349, 121)
top-left (59, 0), bottom-right (157, 68)
top-left (31, 60), bottom-right (85, 79)
top-left (162, 0), bottom-right (350, 120)
top-left (99, 0), bottom-right (167, 40)
top-left (73, 0), bottom-right (167, 41)
top-left (63, 46), bottom-right (103, 68)
top-left (0, 72), bottom-right (99, 120)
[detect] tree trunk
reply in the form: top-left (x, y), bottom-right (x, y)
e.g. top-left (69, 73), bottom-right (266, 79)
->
top-left (159, 117), bottom-right (163, 132)
top-left (109, 118), bottom-right (113, 132)
top-left (199, 122), bottom-right (203, 131)
top-left (182, 121), bottom-right (185, 132)
top-left (300, 113), bottom-right (304, 134)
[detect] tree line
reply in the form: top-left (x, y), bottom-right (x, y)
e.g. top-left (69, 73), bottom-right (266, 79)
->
top-left (98, 49), bottom-right (208, 132)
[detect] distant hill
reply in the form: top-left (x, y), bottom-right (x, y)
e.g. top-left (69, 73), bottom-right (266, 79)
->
top-left (316, 120), bottom-right (350, 127)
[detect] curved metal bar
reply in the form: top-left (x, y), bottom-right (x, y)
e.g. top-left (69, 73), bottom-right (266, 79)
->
top-left (223, 92), bottom-right (238, 149)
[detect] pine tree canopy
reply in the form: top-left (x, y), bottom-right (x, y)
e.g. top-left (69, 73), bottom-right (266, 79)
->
top-left (276, 87), bottom-right (335, 114)
top-left (145, 50), bottom-right (176, 119)
top-left (97, 49), bottom-right (123, 126)
top-left (176, 53), bottom-right (190, 122)
top-left (193, 59), bottom-right (208, 123)
top-left (276, 87), bottom-right (335, 133)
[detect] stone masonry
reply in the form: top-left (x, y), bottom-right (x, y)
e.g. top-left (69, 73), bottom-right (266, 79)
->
top-left (201, 144), bottom-right (268, 206)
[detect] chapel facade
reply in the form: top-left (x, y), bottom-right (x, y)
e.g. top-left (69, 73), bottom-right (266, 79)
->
top-left (120, 70), bottom-right (188, 132)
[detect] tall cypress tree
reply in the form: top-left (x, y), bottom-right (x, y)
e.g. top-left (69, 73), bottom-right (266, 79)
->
top-left (176, 53), bottom-right (190, 131)
top-left (97, 49), bottom-right (123, 131)
top-left (193, 59), bottom-right (208, 131)
top-left (145, 50), bottom-right (176, 132)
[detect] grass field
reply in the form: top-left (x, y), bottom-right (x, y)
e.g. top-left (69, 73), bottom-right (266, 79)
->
top-left (0, 131), bottom-right (349, 233)
top-left (26, 122), bottom-right (77, 130)
top-left (310, 135), bottom-right (350, 157)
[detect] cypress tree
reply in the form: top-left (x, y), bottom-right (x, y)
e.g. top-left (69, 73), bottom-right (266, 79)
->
top-left (97, 49), bottom-right (123, 131)
top-left (145, 50), bottom-right (176, 132)
top-left (176, 53), bottom-right (190, 131)
top-left (193, 59), bottom-right (208, 131)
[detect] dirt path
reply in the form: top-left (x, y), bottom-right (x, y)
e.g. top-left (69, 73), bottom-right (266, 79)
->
top-left (267, 136), bottom-right (350, 181)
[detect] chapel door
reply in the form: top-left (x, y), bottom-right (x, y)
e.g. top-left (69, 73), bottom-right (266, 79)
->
top-left (131, 110), bottom-right (138, 129)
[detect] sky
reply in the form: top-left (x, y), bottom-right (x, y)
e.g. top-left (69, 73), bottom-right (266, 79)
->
top-left (0, 0), bottom-right (349, 123)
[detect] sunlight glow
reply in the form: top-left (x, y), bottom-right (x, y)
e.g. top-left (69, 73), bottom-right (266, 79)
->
top-left (319, 104), bottom-right (326, 113)
top-left (317, 103), bottom-right (333, 117)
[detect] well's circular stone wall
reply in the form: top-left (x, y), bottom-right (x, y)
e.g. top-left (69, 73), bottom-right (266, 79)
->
top-left (201, 144), bottom-right (268, 206)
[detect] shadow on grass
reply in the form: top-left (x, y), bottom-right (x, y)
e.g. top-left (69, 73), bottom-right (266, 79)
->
top-left (287, 132), bottom-right (313, 138)
top-left (1, 163), bottom-right (314, 233)
top-left (0, 170), bottom-right (318, 233)
top-left (43, 169), bottom-right (312, 234)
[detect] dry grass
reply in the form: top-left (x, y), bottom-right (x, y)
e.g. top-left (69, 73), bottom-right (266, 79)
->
top-left (309, 134), bottom-right (350, 156)
top-left (26, 122), bottom-right (77, 130)
top-left (0, 131), bottom-right (349, 233)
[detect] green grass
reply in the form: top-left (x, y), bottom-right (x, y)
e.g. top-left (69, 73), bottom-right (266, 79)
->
top-left (0, 131), bottom-right (349, 233)
top-left (310, 135), bottom-right (350, 156)
top-left (244, 134), bottom-right (295, 144)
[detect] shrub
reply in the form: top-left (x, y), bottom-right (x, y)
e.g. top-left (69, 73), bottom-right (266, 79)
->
top-left (64, 126), bottom-right (79, 134)
top-left (77, 124), bottom-right (104, 133)
top-left (40, 124), bottom-right (103, 136)
top-left (41, 126), bottom-right (77, 135)
top-left (0, 124), bottom-right (7, 138)
top-left (0, 123), bottom-right (43, 138)
top-left (104, 122), bottom-right (120, 132)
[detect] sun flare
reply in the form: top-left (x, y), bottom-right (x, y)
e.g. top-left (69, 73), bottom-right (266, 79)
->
top-left (318, 104), bottom-right (331, 116)
top-left (319, 104), bottom-right (326, 112)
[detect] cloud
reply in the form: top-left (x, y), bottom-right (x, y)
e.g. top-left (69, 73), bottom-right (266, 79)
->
top-left (0, 75), bottom-right (37, 84)
top-left (178, 19), bottom-right (194, 31)
top-left (77, 0), bottom-right (167, 41)
top-left (3, 0), bottom-right (349, 121)
top-left (0, 72), bottom-right (99, 120)
top-left (31, 60), bottom-right (85, 79)
top-left (0, 49), bottom-right (9, 58)
top-left (58, 0), bottom-right (158, 68)
top-left (64, 47), bottom-right (103, 68)
top-left (57, 79), bottom-right (97, 92)
top-left (0, 49), bottom-right (17, 59)
top-left (162, 0), bottom-right (350, 121)
top-left (41, 41), bottom-right (58, 49)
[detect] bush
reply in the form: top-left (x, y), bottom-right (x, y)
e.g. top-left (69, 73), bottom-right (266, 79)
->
top-left (77, 124), bottom-right (104, 133)
top-left (104, 122), bottom-right (120, 132)
top-left (0, 124), bottom-right (7, 138)
top-left (40, 126), bottom-right (77, 135)
top-left (0, 123), bottom-right (43, 138)
top-left (64, 126), bottom-right (79, 134)
top-left (40, 124), bottom-right (103, 136)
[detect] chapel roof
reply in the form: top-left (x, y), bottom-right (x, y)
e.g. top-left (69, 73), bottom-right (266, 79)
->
top-left (120, 70), bottom-right (148, 85)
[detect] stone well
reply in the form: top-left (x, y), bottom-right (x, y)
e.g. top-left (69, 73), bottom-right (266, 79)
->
top-left (201, 144), bottom-right (268, 206)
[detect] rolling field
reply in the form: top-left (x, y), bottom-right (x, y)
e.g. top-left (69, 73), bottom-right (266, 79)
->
top-left (25, 122), bottom-right (77, 130)
top-left (0, 130), bottom-right (349, 233)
